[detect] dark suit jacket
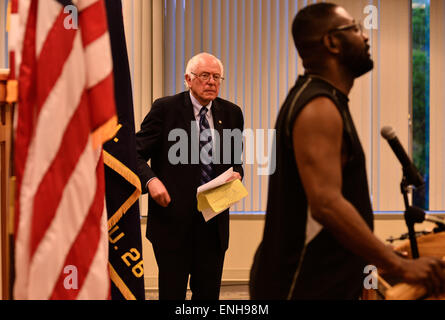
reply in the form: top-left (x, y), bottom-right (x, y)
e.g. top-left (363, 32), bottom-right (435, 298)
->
top-left (136, 91), bottom-right (244, 251)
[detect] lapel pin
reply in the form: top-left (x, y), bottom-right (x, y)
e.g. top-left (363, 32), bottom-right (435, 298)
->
top-left (218, 120), bottom-right (223, 125)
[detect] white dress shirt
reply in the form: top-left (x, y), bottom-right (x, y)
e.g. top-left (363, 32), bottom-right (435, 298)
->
top-left (190, 91), bottom-right (215, 131)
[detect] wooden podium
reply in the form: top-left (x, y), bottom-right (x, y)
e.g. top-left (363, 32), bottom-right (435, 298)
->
top-left (385, 232), bottom-right (445, 300)
top-left (0, 69), bottom-right (15, 300)
top-left (365, 231), bottom-right (445, 300)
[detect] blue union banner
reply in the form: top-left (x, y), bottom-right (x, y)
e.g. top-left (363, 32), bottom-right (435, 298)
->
top-left (103, 0), bottom-right (145, 300)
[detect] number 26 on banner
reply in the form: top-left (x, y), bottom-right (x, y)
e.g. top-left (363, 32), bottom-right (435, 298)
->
top-left (122, 248), bottom-right (144, 278)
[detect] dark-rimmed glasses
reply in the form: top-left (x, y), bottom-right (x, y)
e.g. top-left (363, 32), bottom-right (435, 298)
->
top-left (191, 72), bottom-right (225, 83)
top-left (327, 22), bottom-right (364, 35)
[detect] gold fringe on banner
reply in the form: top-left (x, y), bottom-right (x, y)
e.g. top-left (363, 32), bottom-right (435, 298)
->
top-left (103, 149), bottom-right (142, 230)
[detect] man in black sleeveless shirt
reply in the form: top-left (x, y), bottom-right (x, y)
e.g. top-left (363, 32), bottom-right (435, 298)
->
top-left (250, 3), bottom-right (445, 299)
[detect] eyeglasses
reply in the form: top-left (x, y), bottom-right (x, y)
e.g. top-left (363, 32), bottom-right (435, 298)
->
top-left (327, 22), bottom-right (364, 35)
top-left (191, 72), bottom-right (225, 83)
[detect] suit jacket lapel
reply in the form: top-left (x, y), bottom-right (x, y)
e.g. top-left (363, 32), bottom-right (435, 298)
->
top-left (182, 92), bottom-right (196, 127)
top-left (180, 92), bottom-right (200, 184)
top-left (211, 100), bottom-right (224, 174)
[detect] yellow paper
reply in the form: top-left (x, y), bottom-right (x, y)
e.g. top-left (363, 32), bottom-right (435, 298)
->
top-left (197, 180), bottom-right (248, 214)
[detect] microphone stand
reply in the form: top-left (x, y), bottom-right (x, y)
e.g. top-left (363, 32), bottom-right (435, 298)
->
top-left (400, 175), bottom-right (421, 259)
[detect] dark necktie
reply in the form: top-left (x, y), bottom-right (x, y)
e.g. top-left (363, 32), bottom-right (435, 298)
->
top-left (199, 106), bottom-right (214, 185)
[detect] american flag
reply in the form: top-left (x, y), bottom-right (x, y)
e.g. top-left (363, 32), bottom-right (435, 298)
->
top-left (10, 0), bottom-right (117, 299)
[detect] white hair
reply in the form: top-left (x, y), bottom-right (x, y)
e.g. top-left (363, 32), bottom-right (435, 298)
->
top-left (184, 53), bottom-right (224, 89)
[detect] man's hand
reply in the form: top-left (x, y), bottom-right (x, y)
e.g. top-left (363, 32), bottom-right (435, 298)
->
top-left (225, 172), bottom-right (242, 183)
top-left (395, 257), bottom-right (445, 297)
top-left (147, 178), bottom-right (171, 208)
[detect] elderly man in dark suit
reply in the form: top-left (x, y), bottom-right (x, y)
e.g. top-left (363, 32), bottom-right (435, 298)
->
top-left (136, 52), bottom-right (244, 300)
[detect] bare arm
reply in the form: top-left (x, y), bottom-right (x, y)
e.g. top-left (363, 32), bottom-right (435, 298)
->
top-left (293, 97), bottom-right (445, 296)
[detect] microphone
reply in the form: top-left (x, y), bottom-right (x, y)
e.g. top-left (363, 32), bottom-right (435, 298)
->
top-left (381, 126), bottom-right (424, 188)
top-left (405, 206), bottom-right (445, 231)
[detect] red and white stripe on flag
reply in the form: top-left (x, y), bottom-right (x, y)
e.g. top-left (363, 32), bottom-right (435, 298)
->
top-left (12, 0), bottom-right (117, 300)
